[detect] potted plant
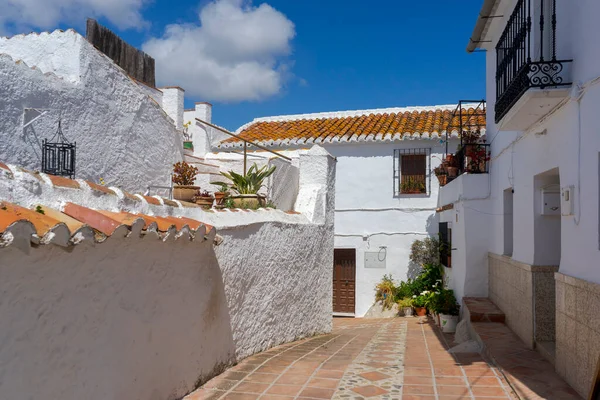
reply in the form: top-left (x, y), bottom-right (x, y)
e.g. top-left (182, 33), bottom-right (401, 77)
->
top-left (398, 297), bottom-right (414, 317)
top-left (438, 289), bottom-right (460, 333)
top-left (434, 166), bottom-right (448, 187)
top-left (214, 163), bottom-right (276, 208)
top-left (412, 294), bottom-right (428, 317)
top-left (183, 121), bottom-right (193, 154)
top-left (213, 183), bottom-right (230, 207)
top-left (375, 275), bottom-right (397, 310)
top-left (401, 179), bottom-right (426, 194)
top-left (172, 161), bottom-right (199, 202)
top-left (193, 190), bottom-right (214, 209)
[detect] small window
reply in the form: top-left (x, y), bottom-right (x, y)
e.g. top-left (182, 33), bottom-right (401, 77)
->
top-left (394, 149), bottom-right (430, 196)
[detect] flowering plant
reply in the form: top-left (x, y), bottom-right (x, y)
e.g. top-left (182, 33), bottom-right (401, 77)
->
top-left (172, 162), bottom-right (199, 186)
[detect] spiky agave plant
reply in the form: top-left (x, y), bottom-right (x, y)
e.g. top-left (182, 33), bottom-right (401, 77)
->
top-left (214, 163), bottom-right (276, 195)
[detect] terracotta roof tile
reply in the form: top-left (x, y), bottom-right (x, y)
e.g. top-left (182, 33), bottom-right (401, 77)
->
top-left (122, 190), bottom-right (141, 202)
top-left (86, 180), bottom-right (116, 195)
top-left (0, 207), bottom-right (28, 232)
top-left (62, 202), bottom-right (122, 236)
top-left (0, 201), bottom-right (62, 237)
top-left (38, 205), bottom-right (86, 233)
top-left (45, 174), bottom-right (80, 189)
top-left (223, 105), bottom-right (486, 147)
top-left (0, 165), bottom-right (218, 248)
top-left (141, 195), bottom-right (161, 205)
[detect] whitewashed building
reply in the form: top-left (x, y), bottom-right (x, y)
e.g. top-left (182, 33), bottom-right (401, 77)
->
top-left (199, 105), bottom-right (486, 317)
top-left (0, 22), bottom-right (186, 192)
top-left (437, 0), bottom-right (600, 397)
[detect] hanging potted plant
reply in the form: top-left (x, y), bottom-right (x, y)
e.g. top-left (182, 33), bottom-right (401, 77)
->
top-left (434, 166), bottom-right (448, 187)
top-left (398, 297), bottom-right (414, 317)
top-left (214, 163), bottom-right (276, 209)
top-left (213, 183), bottom-right (230, 207)
top-left (172, 161), bottom-right (199, 202)
top-left (193, 190), bottom-right (214, 209)
top-left (438, 289), bottom-right (460, 333)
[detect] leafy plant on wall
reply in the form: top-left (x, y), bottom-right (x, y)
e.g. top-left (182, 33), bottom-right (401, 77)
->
top-left (172, 162), bottom-right (199, 186)
top-left (214, 163), bottom-right (276, 195)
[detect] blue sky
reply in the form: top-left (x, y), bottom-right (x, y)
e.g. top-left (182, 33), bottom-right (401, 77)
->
top-left (2, 0), bottom-right (486, 131)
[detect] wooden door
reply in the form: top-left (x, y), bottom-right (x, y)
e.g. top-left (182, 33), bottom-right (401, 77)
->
top-left (333, 249), bottom-right (356, 313)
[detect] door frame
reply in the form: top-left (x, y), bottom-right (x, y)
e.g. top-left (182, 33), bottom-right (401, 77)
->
top-left (332, 248), bottom-right (356, 317)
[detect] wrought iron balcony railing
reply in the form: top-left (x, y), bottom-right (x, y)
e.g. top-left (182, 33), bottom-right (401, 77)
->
top-left (495, 0), bottom-right (572, 123)
top-left (456, 143), bottom-right (491, 175)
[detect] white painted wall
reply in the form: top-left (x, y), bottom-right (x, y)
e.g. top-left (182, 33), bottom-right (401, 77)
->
top-left (451, 0), bottom-right (600, 294)
top-left (0, 145), bottom-right (335, 400)
top-left (0, 30), bottom-right (183, 192)
top-left (212, 138), bottom-right (459, 317)
top-left (438, 174), bottom-right (492, 301)
top-left (323, 140), bottom-right (458, 317)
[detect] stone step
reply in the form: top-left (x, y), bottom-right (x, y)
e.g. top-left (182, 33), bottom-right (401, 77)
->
top-left (463, 297), bottom-right (506, 323)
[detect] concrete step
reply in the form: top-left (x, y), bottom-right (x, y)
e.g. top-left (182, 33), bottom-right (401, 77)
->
top-left (463, 297), bottom-right (505, 323)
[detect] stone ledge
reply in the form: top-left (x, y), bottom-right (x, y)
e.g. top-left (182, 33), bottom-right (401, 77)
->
top-left (488, 253), bottom-right (559, 272)
top-left (555, 272), bottom-right (600, 296)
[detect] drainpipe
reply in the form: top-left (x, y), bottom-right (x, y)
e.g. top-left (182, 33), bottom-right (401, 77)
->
top-left (466, 0), bottom-right (500, 53)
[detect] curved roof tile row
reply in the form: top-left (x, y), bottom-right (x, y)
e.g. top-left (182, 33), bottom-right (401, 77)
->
top-left (221, 105), bottom-right (486, 148)
top-left (0, 162), bottom-right (216, 248)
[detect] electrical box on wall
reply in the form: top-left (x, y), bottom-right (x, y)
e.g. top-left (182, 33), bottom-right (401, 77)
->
top-left (364, 250), bottom-right (386, 269)
top-left (541, 190), bottom-right (560, 215)
top-left (561, 185), bottom-right (575, 216)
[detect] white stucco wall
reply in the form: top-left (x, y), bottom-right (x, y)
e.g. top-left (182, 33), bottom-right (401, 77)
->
top-left (323, 140), bottom-right (457, 317)
top-left (476, 0), bottom-right (600, 284)
top-left (0, 30), bottom-right (183, 192)
top-left (212, 139), bottom-right (458, 317)
top-left (0, 145), bottom-right (335, 400)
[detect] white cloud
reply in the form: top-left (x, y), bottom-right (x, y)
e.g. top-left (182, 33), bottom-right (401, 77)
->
top-left (0, 0), bottom-right (146, 32)
top-left (142, 0), bottom-right (296, 102)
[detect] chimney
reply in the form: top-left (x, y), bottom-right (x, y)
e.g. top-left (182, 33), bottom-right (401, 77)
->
top-left (187, 102), bottom-right (213, 157)
top-left (195, 102), bottom-right (212, 124)
top-left (159, 87), bottom-right (185, 130)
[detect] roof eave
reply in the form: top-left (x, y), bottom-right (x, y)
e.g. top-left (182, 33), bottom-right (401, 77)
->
top-left (466, 0), bottom-right (499, 53)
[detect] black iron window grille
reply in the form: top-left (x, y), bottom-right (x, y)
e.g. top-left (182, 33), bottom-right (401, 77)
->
top-left (42, 120), bottom-right (76, 179)
top-left (495, 0), bottom-right (572, 123)
top-left (393, 148), bottom-right (431, 196)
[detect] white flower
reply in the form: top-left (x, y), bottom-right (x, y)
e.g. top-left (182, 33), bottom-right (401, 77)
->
top-left (435, 291), bottom-right (440, 294)
top-left (412, 295), bottom-right (417, 298)
top-left (421, 291), bottom-right (430, 295)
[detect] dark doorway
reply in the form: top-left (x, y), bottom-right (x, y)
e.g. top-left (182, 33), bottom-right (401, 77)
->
top-left (333, 249), bottom-right (356, 314)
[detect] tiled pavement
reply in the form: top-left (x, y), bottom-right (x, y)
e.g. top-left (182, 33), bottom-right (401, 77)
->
top-left (185, 318), bottom-right (516, 400)
top-left (472, 323), bottom-right (581, 400)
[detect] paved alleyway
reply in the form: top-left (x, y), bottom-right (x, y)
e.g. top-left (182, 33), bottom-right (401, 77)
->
top-left (186, 318), bottom-right (516, 400)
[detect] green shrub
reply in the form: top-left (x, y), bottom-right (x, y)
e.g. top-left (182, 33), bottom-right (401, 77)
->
top-left (409, 237), bottom-right (440, 266)
top-left (397, 297), bottom-right (414, 308)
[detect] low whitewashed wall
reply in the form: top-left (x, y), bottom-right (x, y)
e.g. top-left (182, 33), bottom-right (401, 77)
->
top-left (0, 234), bottom-right (232, 400)
top-left (438, 174), bottom-right (492, 302)
top-left (0, 30), bottom-right (182, 193)
top-left (0, 145), bottom-right (334, 400)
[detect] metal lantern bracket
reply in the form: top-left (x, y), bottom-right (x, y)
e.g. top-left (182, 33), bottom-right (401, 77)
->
top-left (41, 117), bottom-right (76, 179)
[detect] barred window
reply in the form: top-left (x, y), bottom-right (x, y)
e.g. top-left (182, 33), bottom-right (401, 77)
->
top-left (394, 148), bottom-right (431, 196)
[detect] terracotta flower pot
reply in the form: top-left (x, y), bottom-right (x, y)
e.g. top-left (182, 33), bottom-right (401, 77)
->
top-left (214, 192), bottom-right (227, 206)
top-left (231, 194), bottom-right (266, 209)
top-left (194, 196), bottom-right (214, 209)
top-left (436, 175), bottom-right (448, 186)
top-left (173, 185), bottom-right (199, 202)
top-left (414, 307), bottom-right (427, 317)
